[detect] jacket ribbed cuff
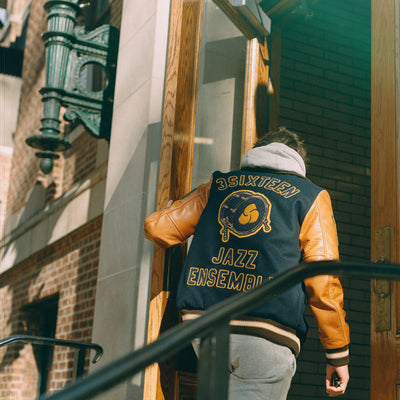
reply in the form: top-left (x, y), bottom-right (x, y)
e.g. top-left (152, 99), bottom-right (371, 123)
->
top-left (325, 345), bottom-right (349, 366)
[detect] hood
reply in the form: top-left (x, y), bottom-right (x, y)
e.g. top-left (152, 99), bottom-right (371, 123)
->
top-left (240, 143), bottom-right (306, 177)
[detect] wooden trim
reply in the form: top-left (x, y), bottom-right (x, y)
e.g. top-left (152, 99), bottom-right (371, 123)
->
top-left (242, 37), bottom-right (270, 155)
top-left (155, 0), bottom-right (184, 212)
top-left (170, 0), bottom-right (204, 199)
top-left (174, 372), bottom-right (197, 400)
top-left (256, 37), bottom-right (270, 139)
top-left (268, 27), bottom-right (281, 131)
top-left (242, 38), bottom-right (260, 154)
top-left (144, 291), bottom-right (169, 400)
top-left (371, 0), bottom-right (399, 398)
top-left (144, 0), bottom-right (204, 399)
top-left (144, 2), bottom-right (184, 399)
top-left (371, 1), bottom-right (399, 254)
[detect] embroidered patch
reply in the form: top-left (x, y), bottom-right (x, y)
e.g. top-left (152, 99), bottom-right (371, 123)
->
top-left (218, 190), bottom-right (272, 242)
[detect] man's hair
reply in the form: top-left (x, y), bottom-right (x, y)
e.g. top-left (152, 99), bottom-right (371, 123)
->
top-left (253, 127), bottom-right (307, 164)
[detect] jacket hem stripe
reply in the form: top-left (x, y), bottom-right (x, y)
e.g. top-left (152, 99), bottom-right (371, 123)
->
top-left (181, 312), bottom-right (301, 357)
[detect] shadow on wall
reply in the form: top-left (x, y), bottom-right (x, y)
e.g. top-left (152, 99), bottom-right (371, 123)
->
top-left (0, 215), bottom-right (103, 395)
top-left (0, 181), bottom-right (54, 384)
top-left (0, 168), bottom-right (104, 394)
top-left (18, 181), bottom-right (47, 225)
top-left (2, 179), bottom-right (57, 267)
top-left (88, 121), bottom-right (162, 397)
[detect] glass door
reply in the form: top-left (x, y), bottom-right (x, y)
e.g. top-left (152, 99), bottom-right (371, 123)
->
top-left (192, 0), bottom-right (248, 188)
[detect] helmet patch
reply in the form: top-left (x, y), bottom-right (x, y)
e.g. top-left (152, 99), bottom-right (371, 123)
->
top-left (218, 190), bottom-right (272, 242)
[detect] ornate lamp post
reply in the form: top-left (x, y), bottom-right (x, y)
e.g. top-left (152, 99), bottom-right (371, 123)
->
top-left (25, 0), bottom-right (119, 174)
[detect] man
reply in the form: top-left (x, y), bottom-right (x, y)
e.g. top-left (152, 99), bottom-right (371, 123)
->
top-left (144, 128), bottom-right (350, 399)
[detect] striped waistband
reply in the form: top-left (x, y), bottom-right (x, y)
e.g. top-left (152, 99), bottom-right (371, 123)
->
top-left (181, 311), bottom-right (301, 357)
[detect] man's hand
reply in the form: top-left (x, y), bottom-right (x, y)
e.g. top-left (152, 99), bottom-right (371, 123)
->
top-left (325, 364), bottom-right (349, 397)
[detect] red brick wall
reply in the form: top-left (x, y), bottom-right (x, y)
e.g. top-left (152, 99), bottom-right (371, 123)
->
top-left (0, 216), bottom-right (102, 399)
top-left (6, 0), bottom-right (47, 215)
top-left (6, 0), bottom-right (122, 217)
top-left (0, 151), bottom-right (12, 236)
top-left (0, 0), bottom-right (122, 396)
top-left (277, 1), bottom-right (371, 399)
top-left (62, 133), bottom-right (98, 193)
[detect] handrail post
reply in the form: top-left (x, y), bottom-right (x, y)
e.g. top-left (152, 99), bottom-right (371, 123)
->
top-left (197, 321), bottom-right (230, 400)
top-left (73, 348), bottom-right (87, 379)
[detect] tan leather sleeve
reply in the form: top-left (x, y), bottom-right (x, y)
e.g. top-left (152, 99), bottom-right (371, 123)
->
top-left (300, 190), bottom-right (339, 262)
top-left (300, 190), bottom-right (350, 358)
top-left (143, 178), bottom-right (212, 247)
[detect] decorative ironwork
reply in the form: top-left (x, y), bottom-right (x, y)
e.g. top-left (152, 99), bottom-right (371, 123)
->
top-left (25, 0), bottom-right (119, 174)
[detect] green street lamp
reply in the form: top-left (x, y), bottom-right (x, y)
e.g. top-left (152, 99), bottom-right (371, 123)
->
top-left (25, 0), bottom-right (119, 174)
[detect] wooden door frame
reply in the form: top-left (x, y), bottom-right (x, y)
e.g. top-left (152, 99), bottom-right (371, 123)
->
top-left (144, 1), bottom-right (204, 398)
top-left (371, 0), bottom-right (400, 398)
top-left (143, 1), bottom-right (272, 399)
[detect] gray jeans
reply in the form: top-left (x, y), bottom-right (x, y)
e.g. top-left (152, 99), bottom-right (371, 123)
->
top-left (192, 334), bottom-right (296, 400)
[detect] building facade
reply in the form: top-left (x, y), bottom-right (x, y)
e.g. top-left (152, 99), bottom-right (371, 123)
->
top-left (0, 0), bottom-right (376, 399)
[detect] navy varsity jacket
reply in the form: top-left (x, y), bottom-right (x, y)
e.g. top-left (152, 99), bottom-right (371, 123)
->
top-left (177, 168), bottom-right (323, 355)
top-left (144, 143), bottom-right (350, 366)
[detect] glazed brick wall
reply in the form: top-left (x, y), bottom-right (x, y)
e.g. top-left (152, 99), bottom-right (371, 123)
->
top-left (0, 216), bottom-right (102, 399)
top-left (277, 1), bottom-right (371, 399)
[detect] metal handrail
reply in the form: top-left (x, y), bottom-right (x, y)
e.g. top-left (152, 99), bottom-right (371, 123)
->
top-left (0, 335), bottom-right (103, 379)
top-left (37, 261), bottom-right (400, 400)
top-left (0, 335), bottom-right (103, 363)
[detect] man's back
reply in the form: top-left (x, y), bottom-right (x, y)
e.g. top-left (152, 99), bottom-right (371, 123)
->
top-left (144, 129), bottom-right (350, 398)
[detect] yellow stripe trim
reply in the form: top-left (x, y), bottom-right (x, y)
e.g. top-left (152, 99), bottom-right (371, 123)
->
top-left (325, 349), bottom-right (349, 359)
top-left (230, 320), bottom-right (301, 351)
top-left (182, 314), bottom-right (200, 321)
top-left (181, 314), bottom-right (301, 353)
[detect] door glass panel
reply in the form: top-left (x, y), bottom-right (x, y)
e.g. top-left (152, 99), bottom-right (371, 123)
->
top-left (191, 0), bottom-right (247, 189)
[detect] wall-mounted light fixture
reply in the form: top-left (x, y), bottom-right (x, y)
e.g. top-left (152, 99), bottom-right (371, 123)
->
top-left (25, 0), bottom-right (119, 174)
